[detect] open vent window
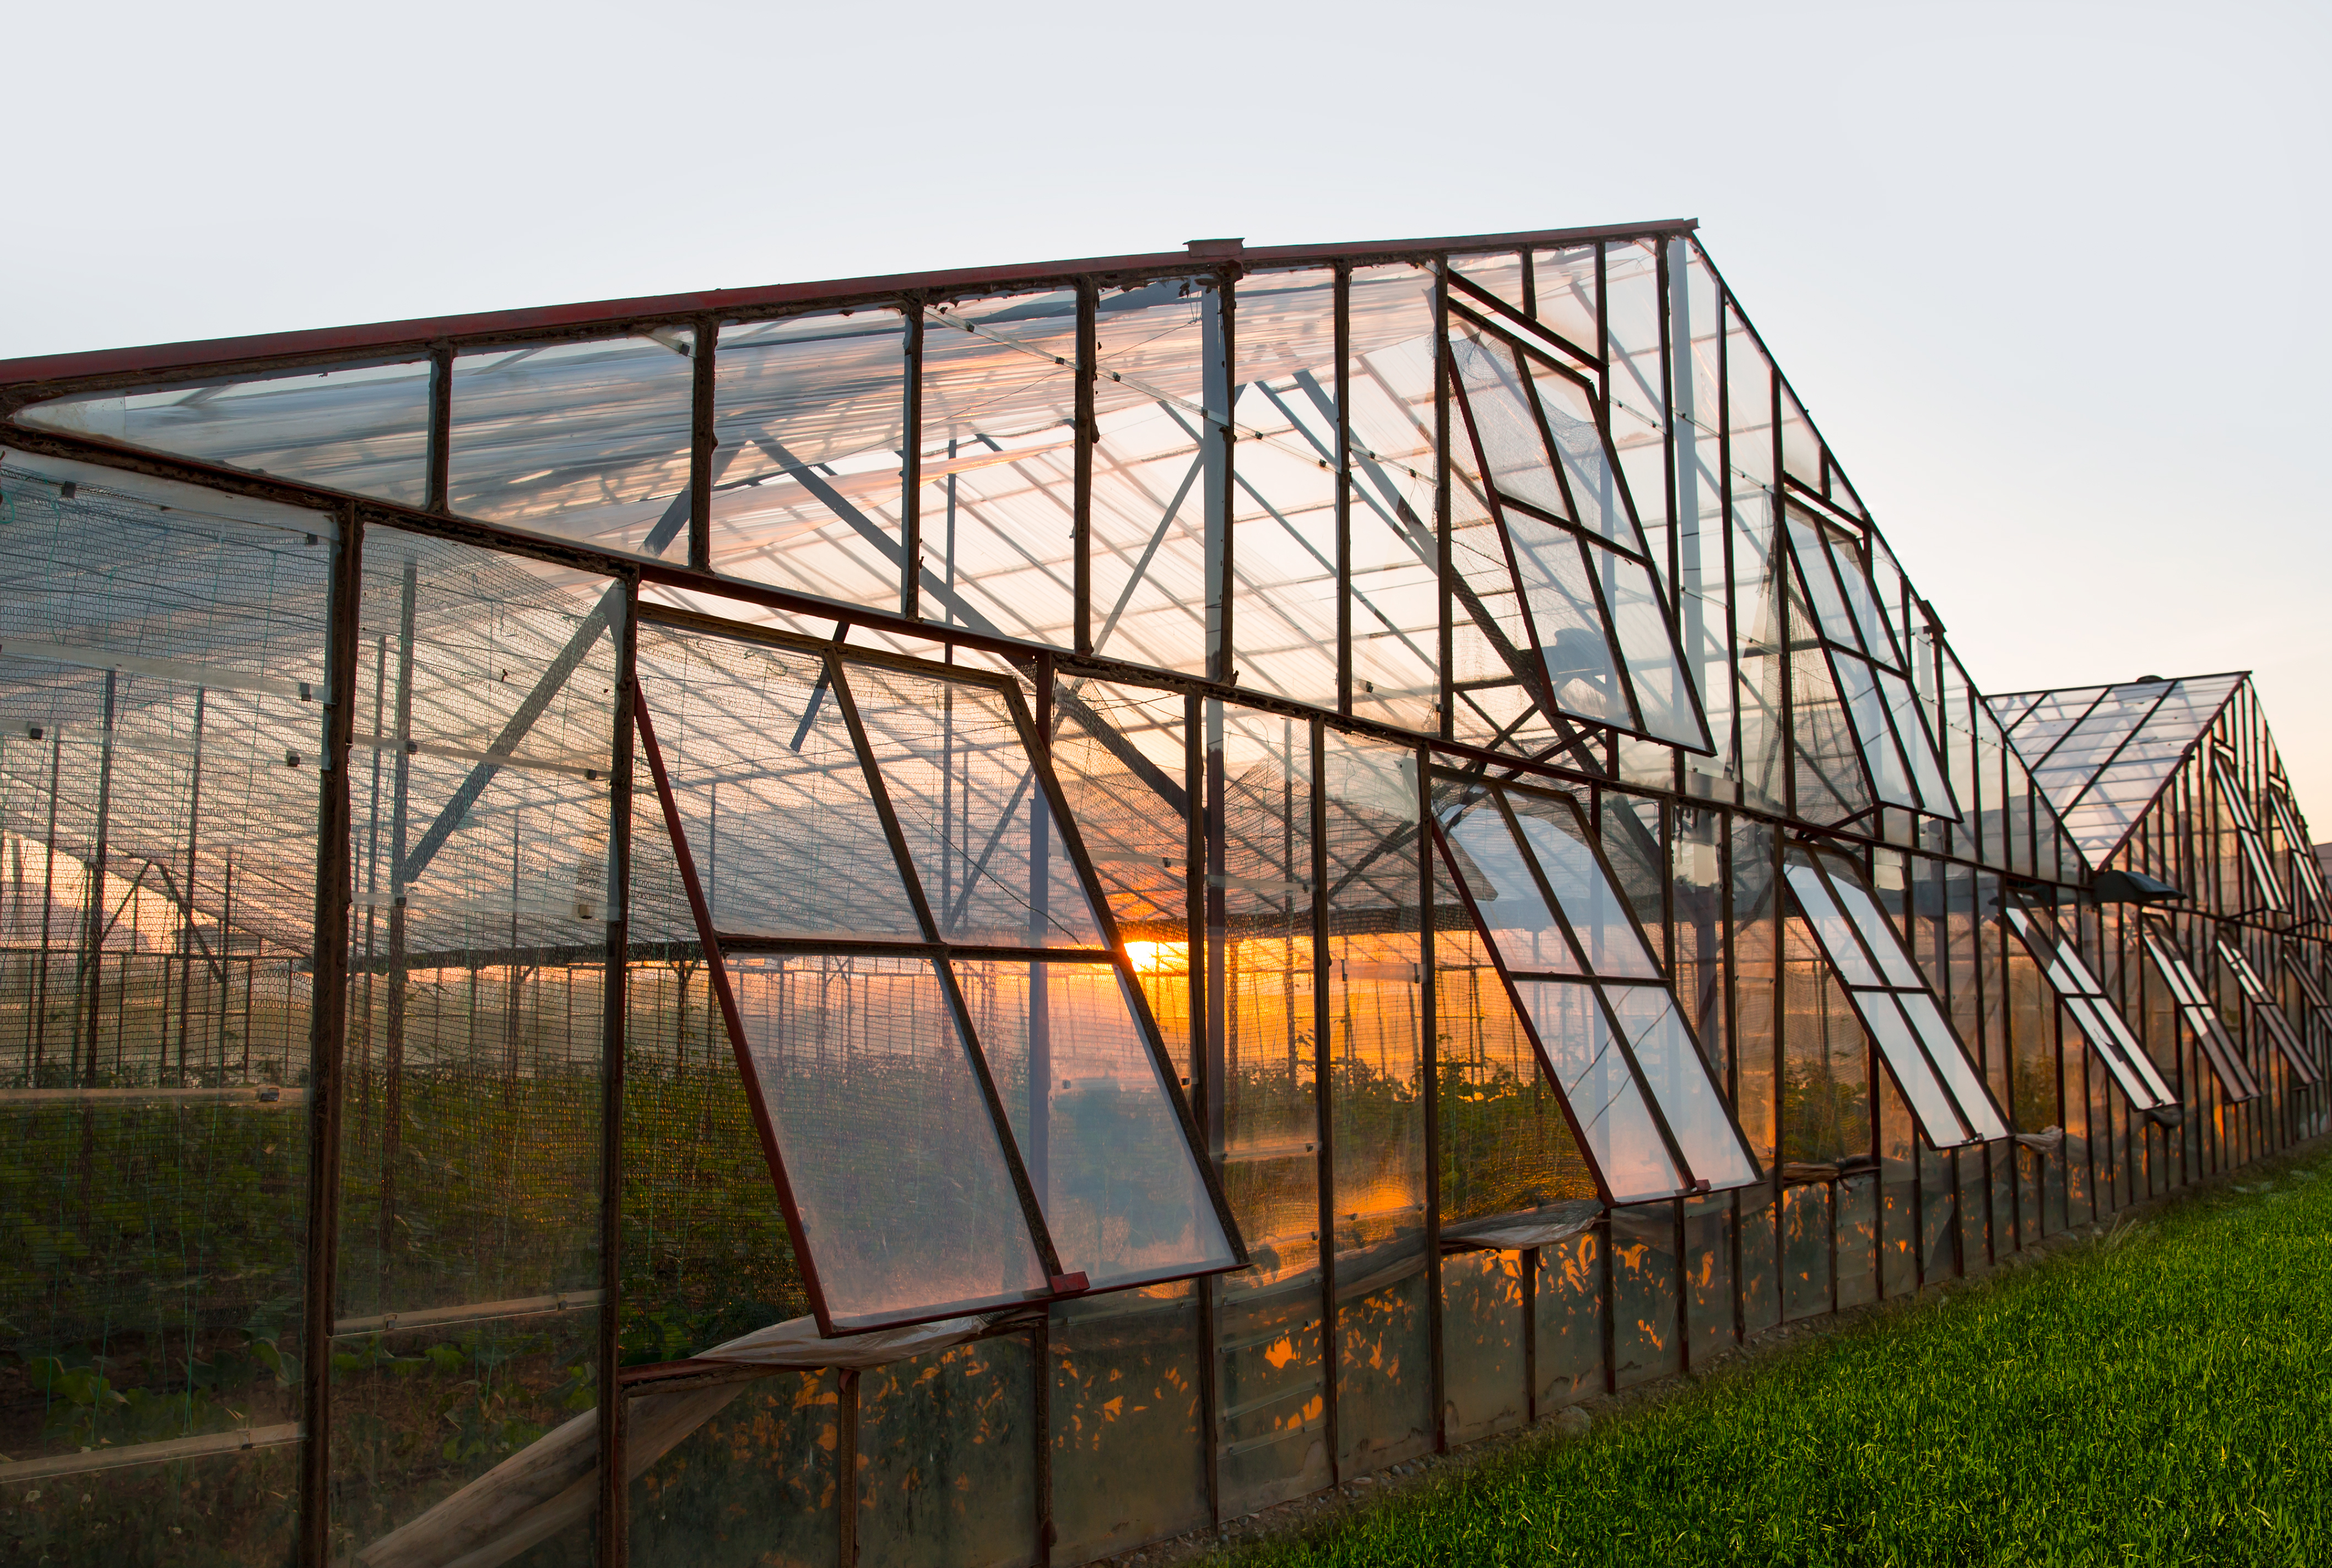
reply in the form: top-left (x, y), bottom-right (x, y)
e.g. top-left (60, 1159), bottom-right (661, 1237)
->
top-left (2265, 783), bottom-right (2327, 918)
top-left (1782, 849), bottom-right (2007, 1147)
top-left (631, 611), bottom-right (1242, 1335)
top-left (2214, 935), bottom-right (2319, 1083)
top-left (1430, 772), bottom-right (1760, 1205)
top-left (2284, 941), bottom-right (2332, 1044)
top-left (1779, 506), bottom-right (1957, 821)
top-left (2212, 753), bottom-right (2288, 916)
top-left (2139, 919), bottom-right (2260, 1102)
top-left (1442, 299), bottom-right (1716, 756)
top-left (2000, 902), bottom-right (2176, 1110)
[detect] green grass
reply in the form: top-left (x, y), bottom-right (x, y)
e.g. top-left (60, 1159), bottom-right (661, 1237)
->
top-left (1226, 1151), bottom-right (2332, 1568)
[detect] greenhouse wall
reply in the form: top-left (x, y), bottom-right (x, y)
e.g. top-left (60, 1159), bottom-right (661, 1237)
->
top-left (0, 220), bottom-right (2323, 1567)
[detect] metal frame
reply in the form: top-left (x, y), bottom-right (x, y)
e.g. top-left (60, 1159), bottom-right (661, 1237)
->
top-left (627, 607), bottom-right (1245, 1337)
top-left (1782, 848), bottom-right (2011, 1148)
top-left (0, 219), bottom-right (2322, 1568)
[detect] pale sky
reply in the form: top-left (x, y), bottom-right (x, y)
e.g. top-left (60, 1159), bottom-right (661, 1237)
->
top-left (6, 1), bottom-right (2324, 823)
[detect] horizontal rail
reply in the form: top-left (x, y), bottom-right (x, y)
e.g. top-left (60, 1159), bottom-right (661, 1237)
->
top-left (333, 1288), bottom-right (607, 1338)
top-left (0, 1423), bottom-right (301, 1483)
top-left (0, 1084), bottom-right (303, 1108)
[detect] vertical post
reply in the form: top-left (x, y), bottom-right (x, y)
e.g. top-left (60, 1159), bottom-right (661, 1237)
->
top-left (837, 1368), bottom-right (861, 1568)
top-left (176, 688), bottom-right (206, 1086)
top-left (31, 724), bottom-right (60, 1079)
top-left (1074, 281), bottom-right (1097, 657)
top-left (382, 561), bottom-right (418, 1270)
top-left (1309, 715), bottom-right (1338, 1483)
top-left (426, 348), bottom-right (452, 515)
top-left (690, 318), bottom-right (717, 572)
top-left (901, 303), bottom-right (924, 618)
top-left (1032, 1316), bottom-right (1055, 1567)
top-left (1333, 265), bottom-right (1352, 718)
top-left (1521, 1244), bottom-right (1539, 1425)
top-left (1432, 263), bottom-right (1453, 742)
top-left (220, 850), bottom-right (237, 1076)
top-left (300, 503), bottom-right (362, 1567)
top-left (1029, 653), bottom-right (1054, 1200)
top-left (1191, 691), bottom-right (1220, 1524)
top-left (78, 669), bottom-right (118, 1090)
top-left (358, 638), bottom-right (387, 1100)
top-left (1415, 744), bottom-right (1444, 1448)
top-left (1202, 273), bottom-right (1236, 686)
top-left (597, 578), bottom-right (638, 1568)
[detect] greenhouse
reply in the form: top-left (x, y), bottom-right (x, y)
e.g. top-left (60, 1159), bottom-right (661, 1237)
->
top-left (0, 218), bottom-right (2322, 1567)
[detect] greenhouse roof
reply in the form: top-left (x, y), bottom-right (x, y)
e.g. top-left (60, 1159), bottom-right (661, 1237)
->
top-left (1987, 675), bottom-right (2246, 865)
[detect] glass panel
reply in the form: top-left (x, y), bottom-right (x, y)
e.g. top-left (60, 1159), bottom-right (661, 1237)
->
top-left (1898, 991), bottom-right (2010, 1141)
top-left (1877, 667), bottom-right (1954, 816)
top-left (923, 292), bottom-right (1081, 652)
top-left (957, 958), bottom-right (1230, 1289)
top-left (858, 1333), bottom-right (1038, 1568)
top-left (1787, 514), bottom-right (1861, 650)
top-left (1826, 532), bottom-right (1904, 666)
top-left (1835, 654), bottom-right (1917, 809)
top-left (1524, 357), bottom-right (1631, 549)
top-left (1513, 979), bottom-right (1682, 1203)
top-left (1782, 862), bottom-right (1882, 988)
top-left (1051, 1285), bottom-right (1207, 1559)
top-left (331, 1309), bottom-right (599, 1564)
top-left (1231, 269), bottom-right (1341, 710)
top-left (1860, 991), bottom-right (1972, 1147)
top-left (1682, 1189), bottom-right (1735, 1363)
top-left (1091, 278), bottom-right (1222, 677)
top-left (1837, 1171), bottom-right (1879, 1309)
top-left (0, 470), bottom-right (324, 1541)
top-left (1779, 1181), bottom-right (1831, 1321)
top-left (728, 953), bottom-right (1048, 1329)
top-left (1504, 793), bottom-right (1663, 981)
top-left (711, 310), bottom-right (908, 611)
top-left (630, 1369), bottom-right (839, 1568)
top-left (1448, 327), bottom-right (1569, 519)
top-left (1535, 1227), bottom-right (1605, 1406)
top-left (632, 627), bottom-right (921, 943)
top-left (1323, 734), bottom-right (1432, 1466)
top-left (1434, 788), bottom-right (1582, 975)
top-left (1432, 854), bottom-right (1598, 1223)
top-left (340, 528), bottom-right (615, 1322)
top-left (1593, 541), bottom-right (1706, 750)
top-left (618, 952), bottom-right (808, 1362)
top-left (840, 662), bottom-right (1101, 948)
top-left (1440, 1250), bottom-right (1526, 1441)
top-left (1608, 985), bottom-right (1760, 1189)
top-left (1343, 263), bottom-right (1442, 735)
top-left (1828, 873), bottom-right (1925, 989)
top-left (1782, 915), bottom-right (1874, 1165)
top-left (23, 360), bottom-right (432, 507)
top-left (448, 335), bottom-right (695, 556)
top-left (1609, 1203), bottom-right (1680, 1388)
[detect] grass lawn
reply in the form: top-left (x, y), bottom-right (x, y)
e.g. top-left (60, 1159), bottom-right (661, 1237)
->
top-left (1224, 1151), bottom-right (2332, 1567)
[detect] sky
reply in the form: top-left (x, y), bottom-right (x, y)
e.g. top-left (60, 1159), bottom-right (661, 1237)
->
top-left (4, 1), bottom-right (2324, 820)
